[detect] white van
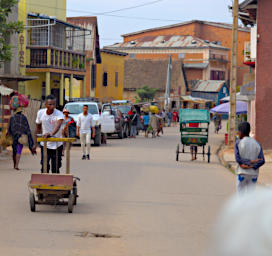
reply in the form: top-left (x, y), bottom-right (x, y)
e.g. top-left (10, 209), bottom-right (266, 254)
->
top-left (64, 101), bottom-right (115, 146)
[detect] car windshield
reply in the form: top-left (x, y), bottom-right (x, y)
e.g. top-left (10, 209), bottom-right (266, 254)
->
top-left (116, 105), bottom-right (131, 114)
top-left (65, 104), bottom-right (99, 115)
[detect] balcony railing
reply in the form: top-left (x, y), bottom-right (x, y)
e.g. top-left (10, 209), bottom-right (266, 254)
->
top-left (26, 46), bottom-right (86, 72)
top-left (209, 54), bottom-right (228, 63)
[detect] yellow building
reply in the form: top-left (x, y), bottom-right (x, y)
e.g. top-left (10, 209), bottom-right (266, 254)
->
top-left (18, 0), bottom-right (86, 106)
top-left (96, 49), bottom-right (127, 102)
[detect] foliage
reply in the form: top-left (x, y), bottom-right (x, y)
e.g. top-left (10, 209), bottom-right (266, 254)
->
top-left (136, 86), bottom-right (158, 102)
top-left (0, 0), bottom-right (24, 66)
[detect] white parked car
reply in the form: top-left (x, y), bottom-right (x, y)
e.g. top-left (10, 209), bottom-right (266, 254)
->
top-left (64, 101), bottom-right (115, 146)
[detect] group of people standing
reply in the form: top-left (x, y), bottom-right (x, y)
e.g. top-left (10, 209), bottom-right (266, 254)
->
top-left (7, 95), bottom-right (97, 172)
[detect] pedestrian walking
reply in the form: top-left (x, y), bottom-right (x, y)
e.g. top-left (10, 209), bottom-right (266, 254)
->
top-left (235, 122), bottom-right (265, 195)
top-left (142, 112), bottom-right (150, 137)
top-left (149, 112), bottom-right (158, 138)
top-left (173, 109), bottom-right (178, 126)
top-left (7, 107), bottom-right (36, 170)
top-left (76, 105), bottom-right (95, 160)
top-left (167, 111), bottom-right (172, 127)
top-left (34, 95), bottom-right (64, 173)
top-left (161, 109), bottom-right (166, 126)
top-left (129, 110), bottom-right (138, 138)
top-left (189, 122), bottom-right (199, 161)
top-left (213, 113), bottom-right (221, 134)
top-left (156, 114), bottom-right (163, 136)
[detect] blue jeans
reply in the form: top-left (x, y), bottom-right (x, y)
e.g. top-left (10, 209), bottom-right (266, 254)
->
top-left (130, 125), bottom-right (137, 137)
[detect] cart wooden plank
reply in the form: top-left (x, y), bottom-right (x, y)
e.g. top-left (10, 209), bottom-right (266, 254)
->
top-left (30, 174), bottom-right (73, 190)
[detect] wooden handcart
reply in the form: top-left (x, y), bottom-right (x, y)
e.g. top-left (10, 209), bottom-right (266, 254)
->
top-left (28, 137), bottom-right (79, 213)
top-left (176, 109), bottom-right (211, 163)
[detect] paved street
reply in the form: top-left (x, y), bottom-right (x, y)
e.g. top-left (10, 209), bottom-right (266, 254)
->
top-left (0, 127), bottom-right (234, 256)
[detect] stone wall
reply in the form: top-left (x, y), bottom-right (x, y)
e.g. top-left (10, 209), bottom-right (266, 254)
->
top-left (124, 59), bottom-right (186, 96)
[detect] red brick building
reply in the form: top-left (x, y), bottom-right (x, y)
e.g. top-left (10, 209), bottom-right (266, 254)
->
top-left (109, 20), bottom-right (250, 86)
top-left (106, 35), bottom-right (229, 89)
top-left (239, 0), bottom-right (272, 149)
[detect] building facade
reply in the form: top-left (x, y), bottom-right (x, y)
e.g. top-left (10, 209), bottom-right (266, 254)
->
top-left (239, 0), bottom-right (272, 149)
top-left (96, 49), bottom-right (127, 102)
top-left (118, 20), bottom-right (250, 86)
top-left (122, 58), bottom-right (188, 105)
top-left (67, 16), bottom-right (101, 98)
top-left (17, 0), bottom-right (87, 106)
top-left (106, 35), bottom-right (229, 90)
top-left (191, 80), bottom-right (229, 105)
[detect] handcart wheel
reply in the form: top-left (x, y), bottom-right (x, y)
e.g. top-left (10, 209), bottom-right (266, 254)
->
top-left (68, 194), bottom-right (74, 213)
top-left (207, 145), bottom-right (211, 163)
top-left (73, 181), bottom-right (78, 205)
top-left (176, 144), bottom-right (179, 162)
top-left (30, 192), bottom-right (36, 212)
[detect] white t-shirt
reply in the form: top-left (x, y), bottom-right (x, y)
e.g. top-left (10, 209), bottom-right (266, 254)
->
top-left (236, 137), bottom-right (261, 175)
top-left (77, 113), bottom-right (94, 134)
top-left (36, 108), bottom-right (64, 149)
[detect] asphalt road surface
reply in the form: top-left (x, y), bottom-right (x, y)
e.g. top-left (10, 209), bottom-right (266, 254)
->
top-left (0, 126), bottom-right (234, 256)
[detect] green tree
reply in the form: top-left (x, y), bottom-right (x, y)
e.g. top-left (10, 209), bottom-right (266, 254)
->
top-left (136, 86), bottom-right (158, 102)
top-left (0, 0), bottom-right (24, 66)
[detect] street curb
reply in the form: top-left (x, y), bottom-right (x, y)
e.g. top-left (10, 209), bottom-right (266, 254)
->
top-left (217, 142), bottom-right (236, 175)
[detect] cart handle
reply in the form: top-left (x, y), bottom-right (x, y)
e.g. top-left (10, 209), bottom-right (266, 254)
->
top-left (37, 138), bottom-right (76, 143)
top-left (37, 137), bottom-right (75, 174)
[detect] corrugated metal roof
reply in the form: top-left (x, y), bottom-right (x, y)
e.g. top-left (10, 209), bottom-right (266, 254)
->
top-left (192, 80), bottom-right (226, 93)
top-left (184, 63), bottom-right (209, 69)
top-left (121, 20), bottom-right (250, 37)
top-left (101, 48), bottom-right (128, 56)
top-left (106, 35), bottom-right (228, 50)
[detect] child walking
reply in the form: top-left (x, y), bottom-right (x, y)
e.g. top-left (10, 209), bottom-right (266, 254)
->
top-left (235, 122), bottom-right (265, 195)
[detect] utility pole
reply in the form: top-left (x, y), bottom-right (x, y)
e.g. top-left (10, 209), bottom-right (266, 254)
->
top-left (228, 0), bottom-right (238, 146)
top-left (164, 55), bottom-right (172, 111)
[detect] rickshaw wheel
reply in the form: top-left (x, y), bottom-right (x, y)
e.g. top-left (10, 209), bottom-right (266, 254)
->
top-left (207, 146), bottom-right (211, 163)
top-left (30, 192), bottom-right (36, 212)
top-left (176, 144), bottom-right (179, 162)
top-left (68, 194), bottom-right (74, 213)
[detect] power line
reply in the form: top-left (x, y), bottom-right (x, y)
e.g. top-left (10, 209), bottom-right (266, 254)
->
top-left (27, 3), bottom-right (183, 22)
top-left (97, 0), bottom-right (164, 14)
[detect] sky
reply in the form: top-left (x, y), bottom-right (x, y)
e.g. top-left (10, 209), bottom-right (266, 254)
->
top-left (67, 0), bottom-right (235, 47)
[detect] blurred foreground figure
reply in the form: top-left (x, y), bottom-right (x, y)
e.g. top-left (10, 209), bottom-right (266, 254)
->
top-left (208, 188), bottom-right (272, 256)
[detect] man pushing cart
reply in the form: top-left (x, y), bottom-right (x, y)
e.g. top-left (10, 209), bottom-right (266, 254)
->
top-left (29, 95), bottom-right (79, 213)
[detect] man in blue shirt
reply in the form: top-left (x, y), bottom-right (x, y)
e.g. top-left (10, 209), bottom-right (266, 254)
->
top-left (142, 112), bottom-right (150, 137)
top-left (235, 122), bottom-right (265, 195)
top-left (167, 111), bottom-right (172, 127)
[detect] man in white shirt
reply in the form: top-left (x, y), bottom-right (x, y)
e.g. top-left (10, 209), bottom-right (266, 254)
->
top-left (76, 105), bottom-right (95, 160)
top-left (34, 95), bottom-right (64, 173)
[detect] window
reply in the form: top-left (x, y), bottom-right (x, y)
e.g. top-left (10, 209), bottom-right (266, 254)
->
top-left (129, 53), bottom-right (136, 59)
top-left (91, 64), bottom-right (96, 89)
top-left (30, 49), bottom-right (47, 66)
top-left (115, 72), bottom-right (119, 87)
top-left (178, 53), bottom-right (185, 59)
top-left (210, 70), bottom-right (225, 80)
top-left (103, 72), bottom-right (108, 87)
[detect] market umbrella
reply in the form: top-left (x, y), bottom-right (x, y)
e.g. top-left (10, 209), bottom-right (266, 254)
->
top-left (210, 101), bottom-right (248, 115)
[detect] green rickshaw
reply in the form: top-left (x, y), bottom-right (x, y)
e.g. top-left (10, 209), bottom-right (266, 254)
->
top-left (176, 109), bottom-right (211, 163)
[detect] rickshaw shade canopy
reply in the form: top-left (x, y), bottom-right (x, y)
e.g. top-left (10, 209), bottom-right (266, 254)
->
top-left (210, 101), bottom-right (248, 115)
top-left (180, 109), bottom-right (210, 123)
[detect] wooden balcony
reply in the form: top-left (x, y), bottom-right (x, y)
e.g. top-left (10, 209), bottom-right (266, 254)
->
top-left (26, 46), bottom-right (86, 72)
